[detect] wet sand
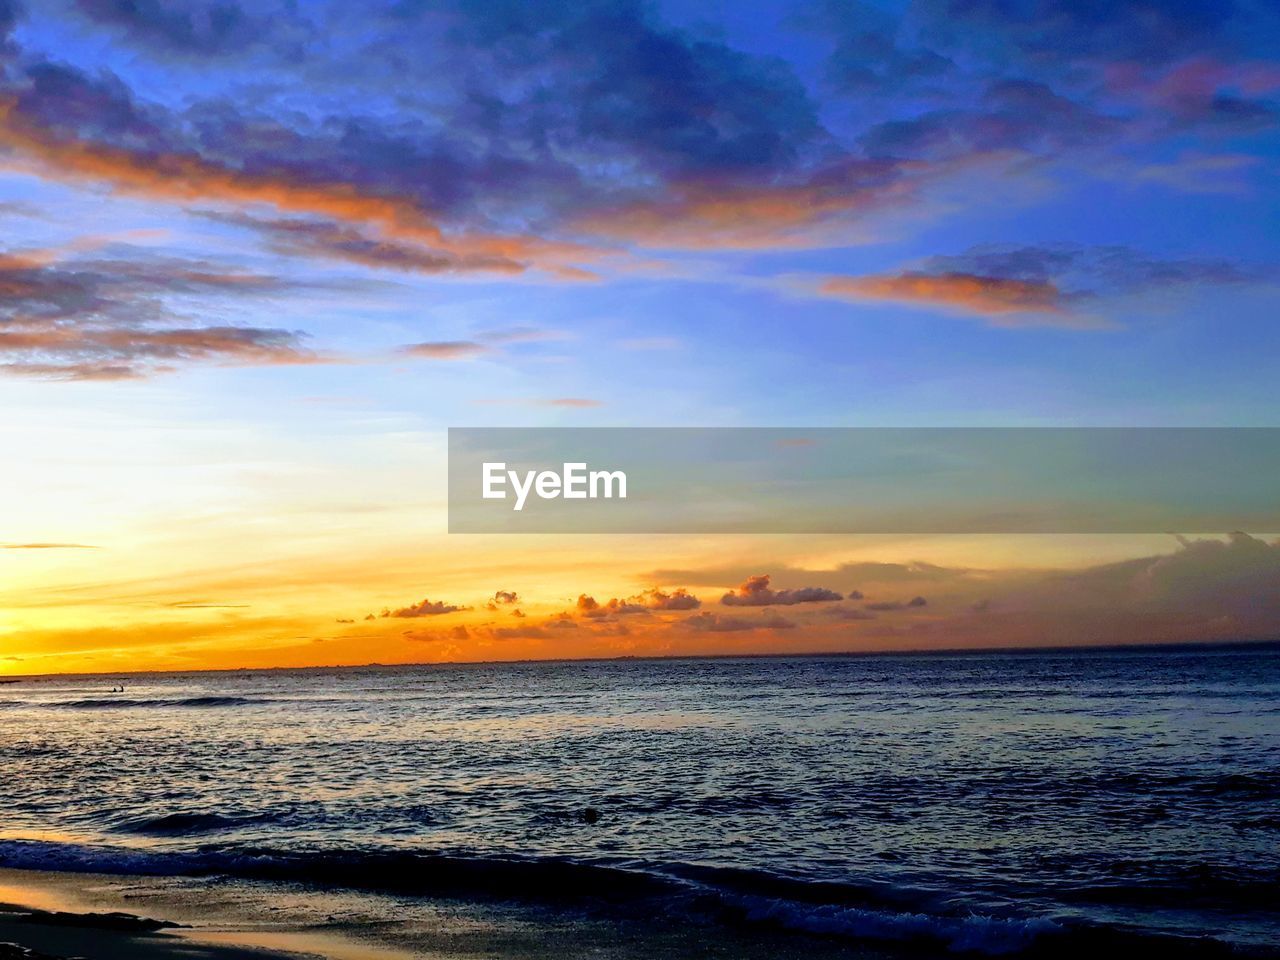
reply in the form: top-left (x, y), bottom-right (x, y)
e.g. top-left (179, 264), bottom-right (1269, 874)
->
top-left (0, 867), bottom-right (900, 960)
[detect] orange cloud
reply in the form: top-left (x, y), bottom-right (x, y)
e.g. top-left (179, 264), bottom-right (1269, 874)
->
top-left (400, 341), bottom-right (490, 361)
top-left (0, 100), bottom-right (591, 271)
top-left (820, 271), bottom-right (1066, 318)
top-left (721, 574), bottom-right (842, 606)
top-left (574, 160), bottom-right (918, 250)
top-left (0, 325), bottom-right (324, 380)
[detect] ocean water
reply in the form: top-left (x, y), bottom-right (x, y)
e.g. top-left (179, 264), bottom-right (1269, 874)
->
top-left (1, 646), bottom-right (1277, 956)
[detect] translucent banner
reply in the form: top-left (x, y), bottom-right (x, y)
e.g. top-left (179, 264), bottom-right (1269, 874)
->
top-left (448, 428), bottom-right (1280, 533)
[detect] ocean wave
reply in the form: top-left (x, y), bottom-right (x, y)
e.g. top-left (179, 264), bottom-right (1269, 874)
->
top-left (108, 812), bottom-right (276, 836)
top-left (0, 839), bottom-right (1268, 957)
top-left (55, 696), bottom-right (264, 709)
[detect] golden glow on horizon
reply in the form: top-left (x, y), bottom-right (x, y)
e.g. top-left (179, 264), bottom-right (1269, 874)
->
top-left (7, 374), bottom-right (1274, 675)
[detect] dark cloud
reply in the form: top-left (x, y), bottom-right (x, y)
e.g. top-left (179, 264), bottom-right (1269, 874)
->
top-left (721, 574), bottom-right (843, 607)
top-left (0, 0), bottom-right (22, 51)
top-left (921, 0), bottom-right (1255, 68)
top-left (392, 0), bottom-right (832, 178)
top-left (380, 597), bottom-right (468, 618)
top-left (864, 596), bottom-right (928, 611)
top-left (0, 0), bottom-right (1272, 284)
top-left (74, 0), bottom-right (248, 53)
top-left (0, 246), bottom-right (320, 379)
top-left (827, 26), bottom-right (955, 95)
top-left (809, 0), bottom-right (1280, 177)
top-left (0, 1), bottom-right (836, 253)
top-left (860, 78), bottom-right (1117, 161)
top-left (486, 590), bottom-right (520, 610)
top-left (901, 533), bottom-right (1280, 648)
top-left (70, 0), bottom-right (311, 58)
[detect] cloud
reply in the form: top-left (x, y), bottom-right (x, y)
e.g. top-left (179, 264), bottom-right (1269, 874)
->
top-left (827, 605), bottom-right (877, 621)
top-left (0, 243), bottom-right (323, 378)
top-left (572, 156), bottom-right (920, 250)
top-left (69, 0), bottom-right (312, 58)
top-left (632, 587), bottom-right (701, 611)
top-left (397, 325), bottom-right (575, 364)
top-left (405, 623), bottom-right (471, 643)
top-left (488, 624), bottom-right (550, 640)
top-left (861, 79), bottom-right (1118, 162)
top-left (1104, 59), bottom-right (1280, 132)
top-left (0, 0), bottom-right (1272, 333)
top-left (914, 533), bottom-right (1280, 647)
top-left (821, 13), bottom-right (957, 95)
top-left (1132, 152), bottom-right (1264, 194)
top-left (684, 611), bottom-right (796, 632)
top-left (0, 0), bottom-right (849, 259)
top-left (655, 536), bottom-right (1280, 652)
top-left (925, 244), bottom-right (1263, 291)
top-left (480, 327), bottom-right (572, 345)
top-left (486, 590), bottom-right (520, 610)
top-left (573, 587), bottom-right (701, 618)
top-left (864, 596), bottom-right (928, 611)
top-left (380, 597), bottom-right (468, 618)
top-left (817, 244), bottom-right (1272, 325)
top-left (821, 271), bottom-right (1069, 320)
top-left (2, 542), bottom-right (99, 549)
top-left (647, 559), bottom-right (963, 589)
top-left (922, 0), bottom-right (1266, 69)
top-left (721, 574), bottom-right (843, 607)
top-left (0, 79), bottom-right (579, 274)
top-left (0, 325), bottom-right (321, 380)
top-left (400, 341), bottom-right (490, 361)
top-left (205, 213), bottom-right (526, 277)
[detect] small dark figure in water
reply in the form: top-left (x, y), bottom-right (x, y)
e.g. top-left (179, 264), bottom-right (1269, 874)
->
top-left (581, 807), bottom-right (601, 824)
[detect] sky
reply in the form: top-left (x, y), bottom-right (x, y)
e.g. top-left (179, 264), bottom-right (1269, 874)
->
top-left (1, 0), bottom-right (1279, 674)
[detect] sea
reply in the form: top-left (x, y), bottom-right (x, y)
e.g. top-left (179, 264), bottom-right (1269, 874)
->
top-left (1, 644), bottom-right (1277, 957)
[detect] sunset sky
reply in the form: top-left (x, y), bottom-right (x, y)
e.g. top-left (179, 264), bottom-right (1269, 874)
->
top-left (2, 0), bottom-right (1280, 674)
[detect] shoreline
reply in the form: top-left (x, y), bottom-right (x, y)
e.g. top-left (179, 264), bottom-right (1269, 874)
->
top-left (0, 867), bottom-right (412, 960)
top-left (0, 866), bottom-right (902, 960)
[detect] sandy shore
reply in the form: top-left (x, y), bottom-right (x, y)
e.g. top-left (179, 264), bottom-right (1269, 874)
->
top-left (0, 866), bottom-right (901, 960)
top-left (0, 868), bottom-right (417, 960)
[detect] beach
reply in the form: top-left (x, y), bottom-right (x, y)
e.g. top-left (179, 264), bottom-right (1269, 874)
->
top-left (0, 867), bottom-right (903, 960)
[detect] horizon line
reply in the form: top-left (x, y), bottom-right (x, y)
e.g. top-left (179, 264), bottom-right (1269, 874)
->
top-left (2, 636), bottom-right (1276, 682)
